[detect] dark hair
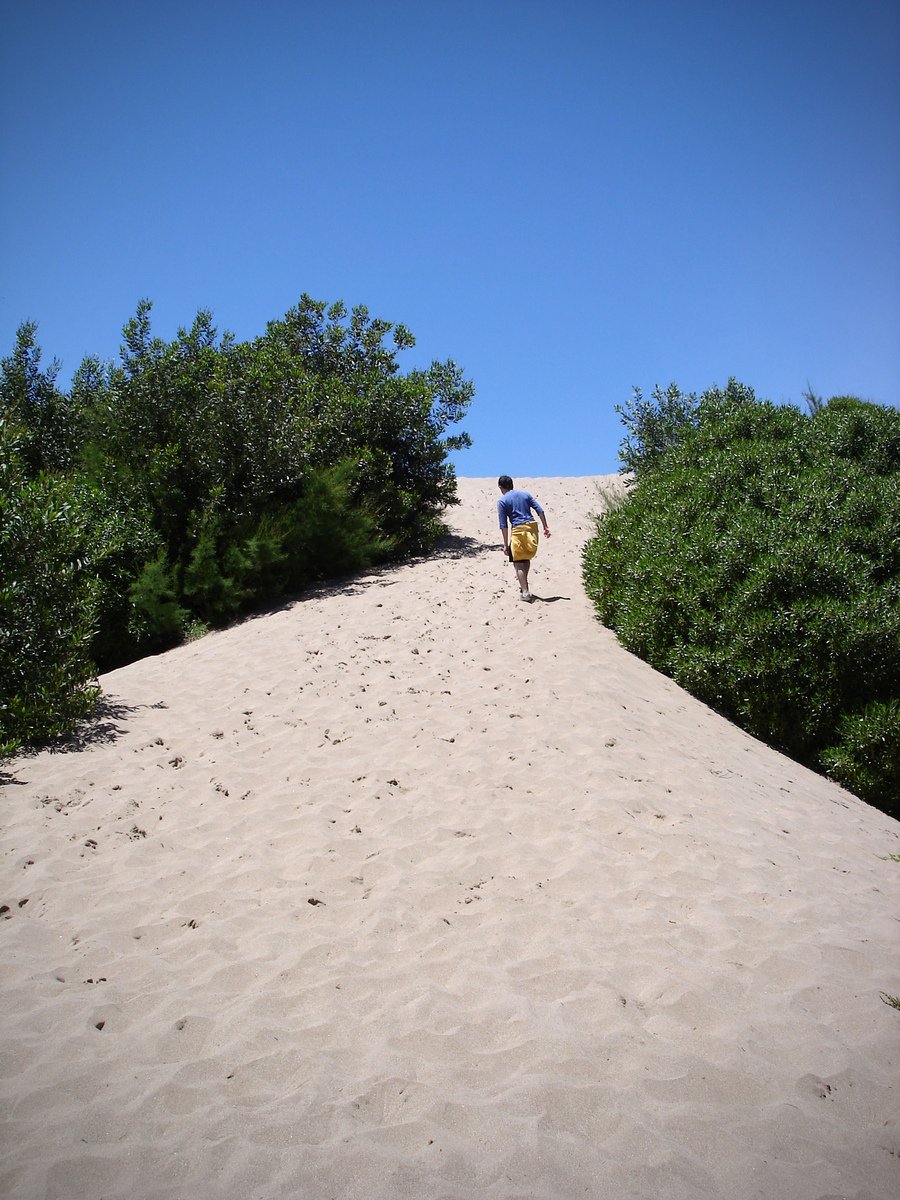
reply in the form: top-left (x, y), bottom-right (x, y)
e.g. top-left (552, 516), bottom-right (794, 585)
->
top-left (498, 475), bottom-right (514, 491)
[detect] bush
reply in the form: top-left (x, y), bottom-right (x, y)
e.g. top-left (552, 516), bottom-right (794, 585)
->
top-left (615, 382), bottom-right (700, 476)
top-left (0, 421), bottom-right (98, 754)
top-left (128, 552), bottom-right (189, 652)
top-left (0, 323), bottom-right (81, 473)
top-left (282, 459), bottom-right (395, 586)
top-left (584, 381), bottom-right (900, 816)
top-left (78, 480), bottom-right (161, 670)
top-left (821, 701), bottom-right (900, 817)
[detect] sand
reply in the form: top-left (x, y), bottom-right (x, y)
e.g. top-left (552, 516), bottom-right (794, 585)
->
top-left (1, 475), bottom-right (898, 1200)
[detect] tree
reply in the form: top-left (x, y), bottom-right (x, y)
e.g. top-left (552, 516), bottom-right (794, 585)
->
top-left (1, 295), bottom-right (475, 751)
top-left (0, 322), bottom-right (79, 473)
top-left (615, 382), bottom-right (700, 475)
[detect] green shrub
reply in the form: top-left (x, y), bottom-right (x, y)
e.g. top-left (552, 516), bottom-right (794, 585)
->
top-left (821, 701), bottom-right (900, 818)
top-left (79, 481), bottom-right (161, 670)
top-left (284, 459), bottom-right (395, 584)
top-left (128, 553), bottom-right (189, 652)
top-left (169, 460), bottom-right (393, 628)
top-left (0, 323), bottom-right (81, 473)
top-left (584, 382), bottom-right (900, 816)
top-left (615, 382), bottom-right (700, 476)
top-left (0, 421), bottom-right (98, 753)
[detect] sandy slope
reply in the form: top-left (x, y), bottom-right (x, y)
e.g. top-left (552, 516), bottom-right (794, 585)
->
top-left (1, 475), bottom-right (898, 1200)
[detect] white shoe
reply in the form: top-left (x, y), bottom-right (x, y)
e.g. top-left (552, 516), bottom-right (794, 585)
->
top-left (520, 590), bottom-right (532, 602)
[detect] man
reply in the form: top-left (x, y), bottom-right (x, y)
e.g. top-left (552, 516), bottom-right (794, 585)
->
top-left (497, 475), bottom-right (551, 602)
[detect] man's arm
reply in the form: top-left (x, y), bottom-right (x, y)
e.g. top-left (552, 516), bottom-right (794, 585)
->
top-left (533, 499), bottom-right (551, 537)
top-left (498, 498), bottom-right (510, 552)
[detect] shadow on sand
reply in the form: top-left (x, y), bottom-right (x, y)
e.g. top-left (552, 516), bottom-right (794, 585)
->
top-left (434, 531), bottom-right (496, 561)
top-left (55, 697), bottom-right (169, 755)
top-left (1, 698), bottom-right (169, 782)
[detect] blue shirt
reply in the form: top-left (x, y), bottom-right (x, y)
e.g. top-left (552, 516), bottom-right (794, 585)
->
top-left (498, 489), bottom-right (544, 529)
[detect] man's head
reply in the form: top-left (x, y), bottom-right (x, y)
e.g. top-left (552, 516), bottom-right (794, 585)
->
top-left (498, 475), bottom-right (514, 493)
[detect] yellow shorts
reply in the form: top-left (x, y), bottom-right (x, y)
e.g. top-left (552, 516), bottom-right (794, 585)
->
top-left (510, 521), bottom-right (539, 561)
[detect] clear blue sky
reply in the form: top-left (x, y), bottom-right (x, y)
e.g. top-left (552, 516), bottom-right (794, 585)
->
top-left (2, 0), bottom-right (898, 476)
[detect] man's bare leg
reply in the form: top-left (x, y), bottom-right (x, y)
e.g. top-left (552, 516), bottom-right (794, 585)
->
top-left (514, 561), bottom-right (530, 596)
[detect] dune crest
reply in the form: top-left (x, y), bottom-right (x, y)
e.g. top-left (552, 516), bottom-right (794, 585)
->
top-left (2, 476), bottom-right (898, 1199)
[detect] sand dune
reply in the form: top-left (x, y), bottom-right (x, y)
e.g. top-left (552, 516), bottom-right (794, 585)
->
top-left (1, 475), bottom-right (898, 1200)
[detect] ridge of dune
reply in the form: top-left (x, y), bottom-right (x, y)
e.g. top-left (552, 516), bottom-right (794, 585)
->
top-left (1, 475), bottom-right (898, 1200)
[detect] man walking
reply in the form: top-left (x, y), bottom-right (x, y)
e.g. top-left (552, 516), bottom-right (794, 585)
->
top-left (497, 476), bottom-right (551, 602)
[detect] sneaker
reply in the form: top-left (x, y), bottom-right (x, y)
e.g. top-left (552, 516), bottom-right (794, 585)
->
top-left (520, 590), bottom-right (532, 602)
